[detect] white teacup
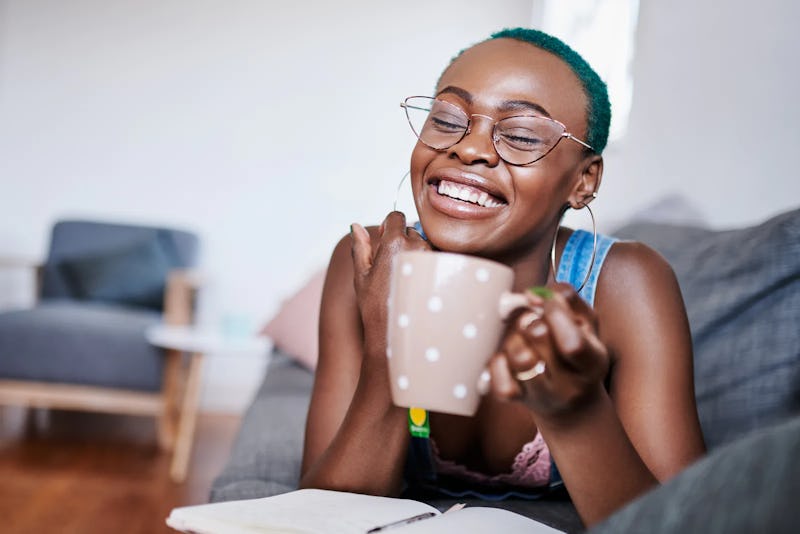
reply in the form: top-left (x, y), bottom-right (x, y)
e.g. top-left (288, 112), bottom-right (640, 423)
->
top-left (386, 250), bottom-right (515, 416)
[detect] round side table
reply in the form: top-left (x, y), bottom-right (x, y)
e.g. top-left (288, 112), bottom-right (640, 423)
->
top-left (145, 324), bottom-right (270, 482)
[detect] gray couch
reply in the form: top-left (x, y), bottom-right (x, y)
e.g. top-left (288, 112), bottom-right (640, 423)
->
top-left (210, 208), bottom-right (800, 533)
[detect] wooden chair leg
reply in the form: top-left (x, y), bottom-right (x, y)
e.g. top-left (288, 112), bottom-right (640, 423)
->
top-left (158, 349), bottom-right (183, 451)
top-left (169, 352), bottom-right (204, 483)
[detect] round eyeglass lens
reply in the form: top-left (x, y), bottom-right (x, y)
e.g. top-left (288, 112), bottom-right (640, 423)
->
top-left (404, 97), bottom-right (468, 150)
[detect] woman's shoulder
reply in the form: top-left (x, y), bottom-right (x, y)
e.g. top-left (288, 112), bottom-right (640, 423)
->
top-left (595, 236), bottom-right (687, 349)
top-left (602, 236), bottom-right (678, 288)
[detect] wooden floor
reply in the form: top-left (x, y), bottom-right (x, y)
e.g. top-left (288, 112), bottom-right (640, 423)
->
top-left (0, 406), bottom-right (241, 534)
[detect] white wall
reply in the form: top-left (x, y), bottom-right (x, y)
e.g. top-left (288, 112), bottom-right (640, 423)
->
top-left (599, 0), bottom-right (800, 229)
top-left (0, 0), bottom-right (534, 411)
top-left (2, 0), bottom-right (798, 412)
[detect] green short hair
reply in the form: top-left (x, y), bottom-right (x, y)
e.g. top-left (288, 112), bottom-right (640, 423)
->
top-left (442, 27), bottom-right (611, 153)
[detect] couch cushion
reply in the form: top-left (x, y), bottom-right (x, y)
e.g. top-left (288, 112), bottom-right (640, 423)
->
top-left (58, 237), bottom-right (173, 310)
top-left (210, 351), bottom-right (313, 502)
top-left (613, 208), bottom-right (800, 449)
top-left (0, 301), bottom-right (164, 391)
top-left (590, 415), bottom-right (800, 534)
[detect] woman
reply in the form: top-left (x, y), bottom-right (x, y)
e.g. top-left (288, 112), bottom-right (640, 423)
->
top-left (299, 28), bottom-right (705, 527)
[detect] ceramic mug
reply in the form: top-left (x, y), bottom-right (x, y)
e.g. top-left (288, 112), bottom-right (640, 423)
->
top-left (386, 250), bottom-right (517, 416)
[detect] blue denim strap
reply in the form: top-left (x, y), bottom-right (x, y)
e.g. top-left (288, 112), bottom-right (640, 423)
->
top-left (412, 221), bottom-right (426, 240)
top-left (556, 229), bottom-right (618, 308)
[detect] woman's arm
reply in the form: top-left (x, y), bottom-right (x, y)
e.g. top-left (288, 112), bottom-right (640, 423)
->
top-left (491, 242), bottom-right (705, 526)
top-left (300, 212), bottom-right (429, 495)
top-left (599, 242), bottom-right (706, 479)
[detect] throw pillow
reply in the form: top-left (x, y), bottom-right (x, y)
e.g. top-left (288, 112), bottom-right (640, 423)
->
top-left (58, 237), bottom-right (173, 310)
top-left (260, 269), bottom-right (326, 370)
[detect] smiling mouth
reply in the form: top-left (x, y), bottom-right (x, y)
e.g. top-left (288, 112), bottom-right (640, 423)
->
top-left (432, 179), bottom-right (507, 208)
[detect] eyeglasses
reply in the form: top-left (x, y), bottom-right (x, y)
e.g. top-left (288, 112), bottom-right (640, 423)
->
top-left (400, 96), bottom-right (594, 166)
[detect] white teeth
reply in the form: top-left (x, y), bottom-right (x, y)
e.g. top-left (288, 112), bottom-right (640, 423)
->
top-left (435, 180), bottom-right (503, 208)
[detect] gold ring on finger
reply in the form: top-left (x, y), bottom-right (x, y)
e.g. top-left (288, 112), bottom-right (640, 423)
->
top-left (519, 311), bottom-right (539, 330)
top-left (515, 360), bottom-right (546, 381)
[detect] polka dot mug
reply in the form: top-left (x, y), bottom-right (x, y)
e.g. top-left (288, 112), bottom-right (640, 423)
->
top-left (387, 250), bottom-right (515, 416)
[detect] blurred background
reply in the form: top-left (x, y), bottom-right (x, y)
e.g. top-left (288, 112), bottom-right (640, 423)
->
top-left (1, 0), bottom-right (798, 413)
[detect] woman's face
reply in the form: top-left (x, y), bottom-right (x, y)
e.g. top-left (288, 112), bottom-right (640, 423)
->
top-left (410, 38), bottom-right (595, 259)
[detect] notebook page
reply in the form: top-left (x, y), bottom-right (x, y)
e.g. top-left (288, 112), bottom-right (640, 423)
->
top-left (166, 489), bottom-right (439, 534)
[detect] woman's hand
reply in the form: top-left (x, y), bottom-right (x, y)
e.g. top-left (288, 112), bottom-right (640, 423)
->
top-left (350, 211), bottom-right (430, 359)
top-left (490, 283), bottom-right (611, 419)
top-left (300, 212), bottom-right (427, 495)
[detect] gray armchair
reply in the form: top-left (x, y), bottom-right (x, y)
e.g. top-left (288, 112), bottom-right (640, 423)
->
top-left (0, 219), bottom-right (201, 480)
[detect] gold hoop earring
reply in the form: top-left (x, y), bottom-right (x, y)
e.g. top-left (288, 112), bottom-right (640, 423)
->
top-left (550, 194), bottom-right (597, 293)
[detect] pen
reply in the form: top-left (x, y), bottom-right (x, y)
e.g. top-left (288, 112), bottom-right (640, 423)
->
top-left (366, 511), bottom-right (437, 533)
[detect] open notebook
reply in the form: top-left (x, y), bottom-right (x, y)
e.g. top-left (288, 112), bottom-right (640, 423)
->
top-left (166, 489), bottom-right (566, 534)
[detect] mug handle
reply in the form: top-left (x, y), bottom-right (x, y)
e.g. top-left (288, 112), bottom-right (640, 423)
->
top-left (476, 291), bottom-right (539, 395)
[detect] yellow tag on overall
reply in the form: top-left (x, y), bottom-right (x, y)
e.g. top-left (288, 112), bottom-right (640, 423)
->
top-left (408, 407), bottom-right (430, 438)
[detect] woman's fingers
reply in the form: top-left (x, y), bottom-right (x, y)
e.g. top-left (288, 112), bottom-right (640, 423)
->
top-left (552, 282), bottom-right (598, 330)
top-left (352, 212), bottom-right (414, 273)
top-left (380, 211), bottom-right (408, 240)
top-left (489, 284), bottom-right (612, 415)
top-left (351, 212), bottom-right (432, 314)
top-left (542, 301), bottom-right (586, 371)
top-left (375, 212), bottom-right (432, 260)
top-left (543, 290), bottom-right (608, 375)
top-left (488, 353), bottom-right (522, 399)
top-left (350, 223), bottom-right (373, 276)
top-left (406, 224), bottom-right (427, 244)
top-left (505, 313), bottom-right (564, 379)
